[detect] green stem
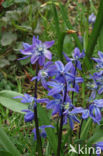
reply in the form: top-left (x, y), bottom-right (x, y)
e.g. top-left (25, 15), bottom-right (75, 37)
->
top-left (34, 62), bottom-right (43, 156)
top-left (57, 82), bottom-right (67, 156)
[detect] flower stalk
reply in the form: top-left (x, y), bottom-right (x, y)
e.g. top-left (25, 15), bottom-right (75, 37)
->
top-left (34, 62), bottom-right (43, 156)
top-left (57, 80), bottom-right (67, 156)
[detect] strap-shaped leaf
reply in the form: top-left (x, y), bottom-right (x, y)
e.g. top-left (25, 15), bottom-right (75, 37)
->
top-left (0, 126), bottom-right (20, 156)
top-left (0, 90), bottom-right (28, 113)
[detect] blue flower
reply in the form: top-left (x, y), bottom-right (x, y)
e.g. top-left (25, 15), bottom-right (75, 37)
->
top-left (32, 125), bottom-right (54, 140)
top-left (63, 109), bottom-right (80, 129)
top-left (14, 93), bottom-right (34, 103)
top-left (22, 110), bottom-right (34, 122)
top-left (18, 36), bottom-right (54, 66)
top-left (63, 47), bottom-right (85, 70)
top-left (54, 60), bottom-right (74, 83)
top-left (21, 97), bottom-right (49, 122)
top-left (47, 81), bottom-right (77, 96)
top-left (31, 61), bottom-right (56, 89)
top-left (71, 99), bottom-right (103, 124)
top-left (46, 94), bottom-right (72, 116)
top-left (92, 51), bottom-right (103, 69)
top-left (88, 13), bottom-right (96, 24)
top-left (88, 74), bottom-right (99, 100)
top-left (70, 107), bottom-right (89, 119)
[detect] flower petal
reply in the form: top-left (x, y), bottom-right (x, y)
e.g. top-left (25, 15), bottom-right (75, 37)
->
top-left (55, 61), bottom-right (64, 72)
top-left (44, 50), bottom-right (52, 60)
top-left (44, 40), bottom-right (55, 48)
top-left (31, 54), bottom-right (39, 64)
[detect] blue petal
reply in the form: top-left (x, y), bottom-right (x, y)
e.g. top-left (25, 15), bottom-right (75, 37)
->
top-left (55, 61), bottom-right (64, 72)
top-left (44, 40), bottom-right (55, 48)
top-left (64, 62), bottom-right (73, 73)
top-left (98, 51), bottom-right (103, 59)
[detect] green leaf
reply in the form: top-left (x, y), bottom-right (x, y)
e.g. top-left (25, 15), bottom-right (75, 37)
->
top-left (14, 0), bottom-right (28, 4)
top-left (12, 22), bottom-right (32, 32)
top-left (52, 1), bottom-right (60, 36)
top-left (58, 32), bottom-right (67, 62)
top-left (0, 59), bottom-right (10, 68)
top-left (0, 126), bottom-right (20, 156)
top-left (0, 90), bottom-right (28, 114)
top-left (38, 104), bottom-right (57, 155)
top-left (1, 32), bottom-right (17, 46)
top-left (0, 151), bottom-right (12, 156)
top-left (2, 0), bottom-right (14, 8)
top-left (59, 2), bottom-right (82, 51)
top-left (80, 118), bottom-right (92, 139)
top-left (88, 126), bottom-right (103, 145)
top-left (98, 25), bottom-right (103, 51)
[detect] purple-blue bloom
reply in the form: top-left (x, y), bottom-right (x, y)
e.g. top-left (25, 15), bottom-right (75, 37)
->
top-left (31, 61), bottom-right (56, 89)
top-left (54, 60), bottom-right (74, 83)
top-left (63, 47), bottom-right (85, 70)
top-left (88, 13), bottom-right (96, 24)
top-left (70, 107), bottom-right (89, 119)
top-left (88, 74), bottom-right (99, 100)
top-left (63, 109), bottom-right (80, 129)
top-left (19, 36), bottom-right (54, 66)
top-left (32, 125), bottom-right (54, 140)
top-left (71, 99), bottom-right (103, 124)
top-left (46, 94), bottom-right (72, 116)
top-left (22, 110), bottom-right (34, 122)
top-left (14, 93), bottom-right (34, 103)
top-left (92, 51), bottom-right (103, 69)
top-left (47, 81), bottom-right (77, 96)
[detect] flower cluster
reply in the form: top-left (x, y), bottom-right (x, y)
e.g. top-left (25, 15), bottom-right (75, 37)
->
top-left (14, 35), bottom-right (103, 155)
top-left (14, 36), bottom-right (103, 154)
top-left (15, 36), bottom-right (86, 139)
top-left (71, 51), bottom-right (103, 126)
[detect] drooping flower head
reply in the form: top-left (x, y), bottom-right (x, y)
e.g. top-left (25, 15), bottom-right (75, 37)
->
top-left (14, 93), bottom-right (34, 104)
top-left (32, 125), bottom-right (54, 140)
top-left (88, 13), bottom-right (96, 24)
top-left (19, 36), bottom-right (54, 66)
top-left (22, 110), bottom-right (34, 122)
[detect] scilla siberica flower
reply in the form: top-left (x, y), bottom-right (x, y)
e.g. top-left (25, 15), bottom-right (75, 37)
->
top-left (18, 36), bottom-right (54, 66)
top-left (14, 93), bottom-right (34, 103)
top-left (21, 98), bottom-right (49, 122)
top-left (92, 51), bottom-right (103, 69)
top-left (22, 110), bottom-right (34, 122)
top-left (47, 81), bottom-right (77, 96)
top-left (31, 61), bottom-right (56, 89)
top-left (63, 106), bottom-right (80, 129)
top-left (88, 74), bottom-right (99, 100)
top-left (70, 99), bottom-right (103, 124)
top-left (88, 13), bottom-right (96, 24)
top-left (54, 60), bottom-right (74, 83)
top-left (32, 125), bottom-right (54, 140)
top-left (46, 94), bottom-right (72, 116)
top-left (14, 94), bottom-right (49, 122)
top-left (63, 47), bottom-right (85, 71)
